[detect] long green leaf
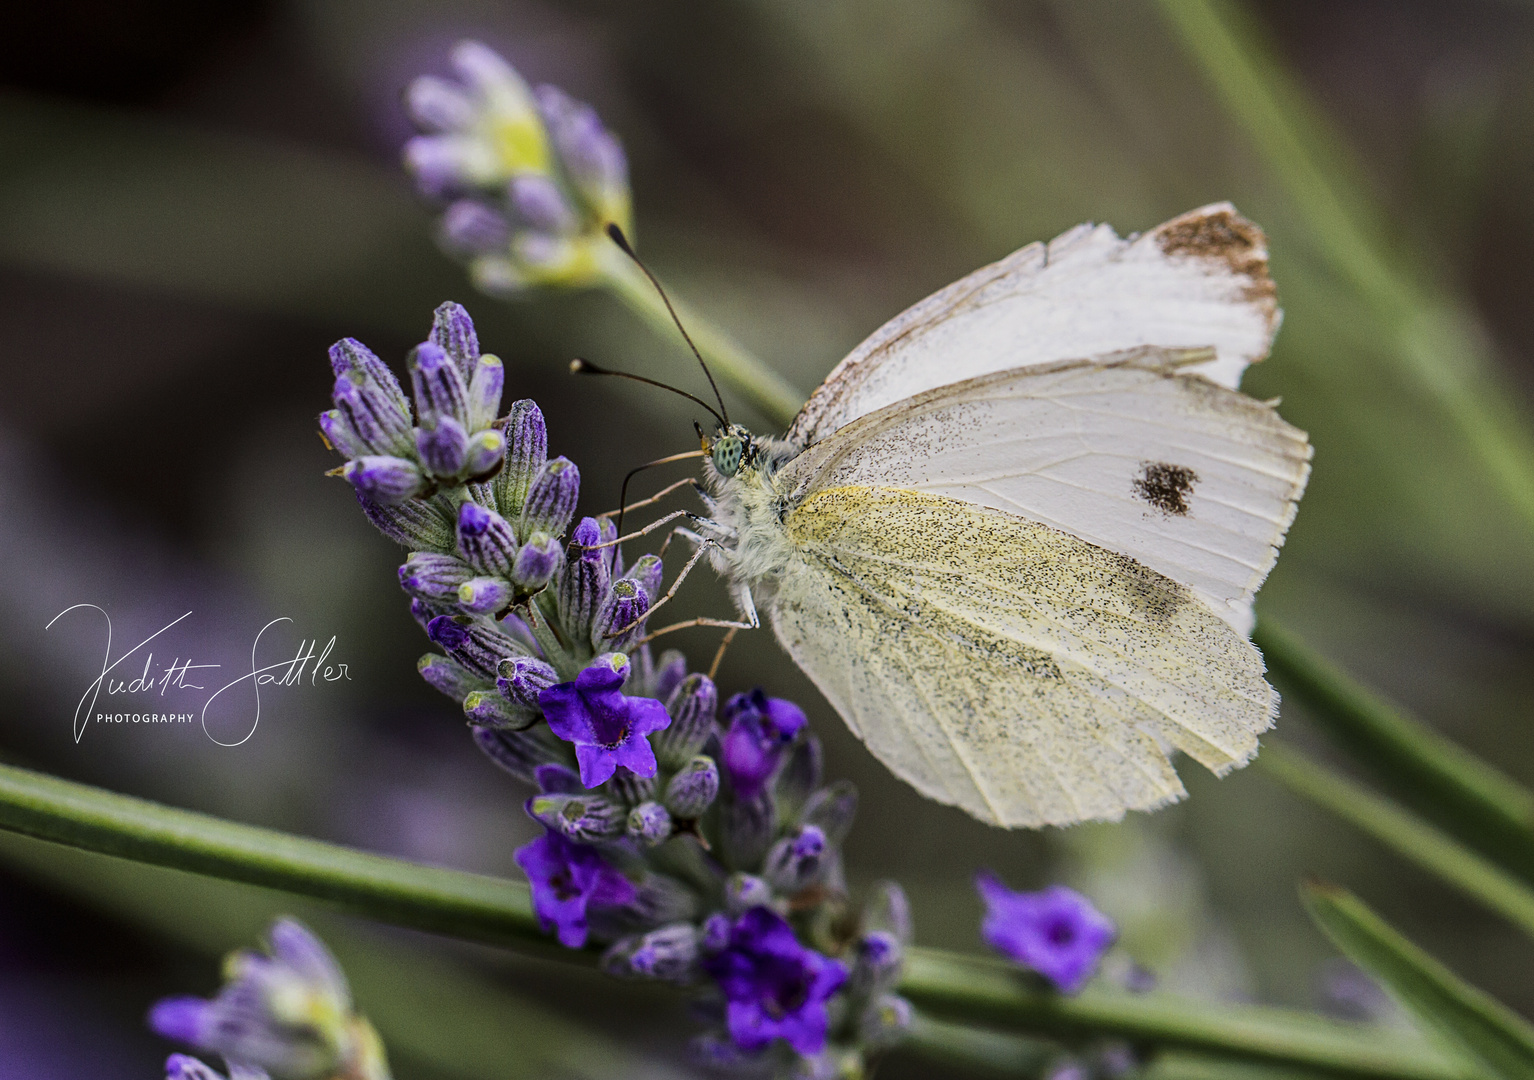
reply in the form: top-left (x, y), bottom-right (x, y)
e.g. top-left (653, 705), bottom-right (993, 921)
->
top-left (1258, 743), bottom-right (1534, 939)
top-left (0, 761), bottom-right (1468, 1079)
top-left (1303, 882), bottom-right (1534, 1080)
top-left (1157, 0), bottom-right (1534, 533)
top-left (1256, 620), bottom-right (1534, 883)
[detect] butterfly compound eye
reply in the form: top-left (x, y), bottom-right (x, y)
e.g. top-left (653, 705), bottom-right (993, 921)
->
top-left (712, 435), bottom-right (744, 477)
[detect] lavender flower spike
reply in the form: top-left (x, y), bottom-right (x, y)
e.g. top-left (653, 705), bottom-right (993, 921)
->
top-left (515, 831), bottom-right (637, 948)
top-left (539, 652), bottom-right (671, 787)
top-left (149, 919), bottom-right (389, 1080)
top-left (975, 873), bottom-right (1116, 994)
top-left (702, 907), bottom-right (848, 1055)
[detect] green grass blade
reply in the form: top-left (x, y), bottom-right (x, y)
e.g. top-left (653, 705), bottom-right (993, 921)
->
top-left (1158, 0), bottom-right (1534, 533)
top-left (1303, 882), bottom-right (1534, 1080)
top-left (901, 948), bottom-right (1468, 1080)
top-left (1256, 620), bottom-right (1534, 880)
top-left (1259, 743), bottom-right (1534, 939)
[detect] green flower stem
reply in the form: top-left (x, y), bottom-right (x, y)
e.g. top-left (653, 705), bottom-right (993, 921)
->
top-left (0, 760), bottom-right (1464, 1078)
top-left (602, 256), bottom-right (805, 430)
top-left (1258, 743), bottom-right (1534, 939)
top-left (0, 761), bottom-right (551, 953)
top-left (901, 947), bottom-right (1465, 1080)
top-left (1255, 618), bottom-right (1534, 880)
top-left (1157, 0), bottom-right (1534, 532)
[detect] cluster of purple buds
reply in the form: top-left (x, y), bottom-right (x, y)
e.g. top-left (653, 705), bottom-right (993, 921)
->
top-left (403, 40), bottom-right (632, 293)
top-left (321, 301), bottom-right (511, 513)
top-left (324, 304), bottom-right (910, 1076)
top-left (149, 919), bottom-right (390, 1080)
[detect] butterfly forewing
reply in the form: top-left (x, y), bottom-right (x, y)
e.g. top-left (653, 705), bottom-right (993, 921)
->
top-left (788, 203), bottom-right (1279, 449)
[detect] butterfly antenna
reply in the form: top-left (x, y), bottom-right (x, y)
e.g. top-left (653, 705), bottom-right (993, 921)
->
top-left (570, 358), bottom-right (726, 429)
top-left (615, 449), bottom-right (706, 536)
top-left (606, 222), bottom-right (731, 427)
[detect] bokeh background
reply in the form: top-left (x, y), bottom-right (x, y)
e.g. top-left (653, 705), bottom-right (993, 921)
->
top-left (1, 0), bottom-right (1533, 1075)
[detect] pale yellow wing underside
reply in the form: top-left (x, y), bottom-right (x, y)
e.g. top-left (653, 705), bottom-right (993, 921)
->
top-left (770, 487), bottom-right (1275, 828)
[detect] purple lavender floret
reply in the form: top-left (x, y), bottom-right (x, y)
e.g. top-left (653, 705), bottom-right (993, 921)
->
top-left (702, 907), bottom-right (848, 1055)
top-left (457, 501), bottom-right (519, 577)
top-left (515, 831), bottom-right (638, 948)
top-left (975, 873), bottom-right (1116, 994)
top-left (720, 689), bottom-right (807, 798)
top-left (164, 1055), bottom-right (264, 1080)
top-left (441, 200), bottom-right (511, 255)
top-left (414, 416), bottom-right (471, 477)
top-left (539, 653), bottom-right (671, 787)
top-left (342, 456), bottom-right (426, 505)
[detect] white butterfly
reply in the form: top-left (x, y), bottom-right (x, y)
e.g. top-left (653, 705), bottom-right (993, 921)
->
top-left (680, 203), bottom-right (1311, 829)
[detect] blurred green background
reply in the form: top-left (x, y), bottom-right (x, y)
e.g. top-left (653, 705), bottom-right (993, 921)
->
top-left (1, 0), bottom-right (1532, 1075)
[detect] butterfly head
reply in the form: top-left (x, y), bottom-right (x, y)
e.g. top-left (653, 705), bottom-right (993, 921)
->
top-left (703, 423), bottom-right (754, 479)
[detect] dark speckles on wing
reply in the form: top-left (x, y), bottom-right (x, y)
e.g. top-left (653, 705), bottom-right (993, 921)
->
top-left (1133, 462), bottom-right (1198, 517)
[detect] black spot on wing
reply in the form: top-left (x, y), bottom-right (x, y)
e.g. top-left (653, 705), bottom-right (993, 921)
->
top-left (1133, 462), bottom-right (1198, 517)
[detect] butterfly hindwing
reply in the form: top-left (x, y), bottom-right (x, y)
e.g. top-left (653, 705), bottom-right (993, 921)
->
top-left (769, 487), bottom-right (1275, 828)
top-left (778, 350), bottom-right (1311, 635)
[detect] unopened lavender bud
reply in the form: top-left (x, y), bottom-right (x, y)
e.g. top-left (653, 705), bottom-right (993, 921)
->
top-left (776, 733), bottom-right (824, 815)
top-left (651, 649), bottom-right (687, 702)
top-left (859, 994), bottom-right (914, 1050)
top-left (457, 502), bottom-right (519, 577)
top-left (358, 492), bottom-right (453, 549)
top-left (409, 341), bottom-right (470, 429)
top-left (720, 790), bottom-right (776, 873)
top-left (509, 174), bottom-right (576, 233)
top-left (333, 372), bottom-right (413, 456)
top-left (440, 201), bottom-right (510, 256)
top-left (405, 75), bottom-right (475, 132)
top-left (318, 410), bottom-right (367, 458)
top-left (724, 873), bottom-right (773, 915)
top-left (628, 923), bottom-right (700, 983)
top-left (417, 652), bottom-right (483, 701)
top-left (801, 780), bottom-right (858, 847)
top-left (399, 552), bottom-right (476, 601)
top-left (342, 456), bottom-right (426, 505)
top-left (415, 416), bottom-right (470, 478)
top-left (410, 598), bottom-right (453, 633)
top-left (464, 428), bottom-right (505, 478)
top-left (528, 793), bottom-right (624, 843)
top-left (558, 518), bottom-right (609, 644)
top-left (592, 577), bottom-right (649, 652)
top-left (862, 881), bottom-right (914, 945)
top-left (473, 726), bottom-right (564, 783)
top-left (612, 873), bottom-right (700, 927)
top-left (849, 931), bottom-right (904, 996)
top-left (464, 688), bottom-right (537, 730)
top-left (511, 532), bottom-right (561, 590)
top-left (624, 554), bottom-right (664, 600)
top-left (426, 614), bottom-right (529, 679)
top-left (655, 674), bottom-right (717, 768)
top-left (701, 912), bottom-right (731, 953)
top-left (466, 353), bottom-right (504, 432)
top-left (663, 755), bottom-right (719, 818)
top-left (520, 456), bottom-right (579, 540)
top-left (764, 824), bottom-right (828, 894)
top-left (429, 301), bottom-right (480, 383)
top-left (329, 337), bottom-right (409, 416)
top-left (608, 770), bottom-right (657, 806)
top-left (495, 399), bottom-right (547, 515)
top-left (535, 84), bottom-right (629, 223)
top-left (496, 655), bottom-right (558, 710)
top-left (534, 763), bottom-right (583, 794)
top-left (627, 801), bottom-right (672, 846)
top-left (457, 576), bottom-right (514, 614)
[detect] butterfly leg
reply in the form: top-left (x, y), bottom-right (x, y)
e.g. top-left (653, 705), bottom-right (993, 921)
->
top-left (633, 615), bottom-right (758, 648)
top-left (582, 508), bottom-right (719, 550)
top-left (609, 539), bottom-right (721, 636)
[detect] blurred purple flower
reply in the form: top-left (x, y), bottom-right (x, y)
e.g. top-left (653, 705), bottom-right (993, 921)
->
top-left (975, 873), bottom-right (1116, 994)
top-left (720, 689), bottom-right (806, 798)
